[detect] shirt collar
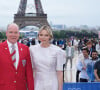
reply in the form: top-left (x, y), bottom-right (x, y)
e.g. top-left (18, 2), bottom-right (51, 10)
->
top-left (7, 40), bottom-right (17, 48)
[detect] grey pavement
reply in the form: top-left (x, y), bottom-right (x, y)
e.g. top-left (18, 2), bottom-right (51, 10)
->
top-left (64, 50), bottom-right (79, 82)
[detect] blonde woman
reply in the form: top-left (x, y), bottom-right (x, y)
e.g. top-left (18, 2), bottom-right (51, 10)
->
top-left (30, 25), bottom-right (65, 90)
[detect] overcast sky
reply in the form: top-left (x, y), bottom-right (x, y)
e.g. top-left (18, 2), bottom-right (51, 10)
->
top-left (0, 0), bottom-right (100, 28)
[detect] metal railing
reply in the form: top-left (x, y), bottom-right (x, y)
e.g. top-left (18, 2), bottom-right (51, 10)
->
top-left (14, 13), bottom-right (47, 17)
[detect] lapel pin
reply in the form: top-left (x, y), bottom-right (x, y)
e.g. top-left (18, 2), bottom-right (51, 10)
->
top-left (5, 48), bottom-right (7, 50)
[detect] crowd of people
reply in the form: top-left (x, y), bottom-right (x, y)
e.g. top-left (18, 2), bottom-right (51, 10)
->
top-left (76, 40), bottom-right (100, 82)
top-left (52, 36), bottom-right (100, 83)
top-left (0, 23), bottom-right (100, 90)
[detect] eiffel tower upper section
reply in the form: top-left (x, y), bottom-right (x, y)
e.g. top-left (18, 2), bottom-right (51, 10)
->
top-left (14, 0), bottom-right (49, 29)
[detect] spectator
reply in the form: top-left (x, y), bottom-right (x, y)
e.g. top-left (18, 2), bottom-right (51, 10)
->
top-left (77, 47), bottom-right (91, 82)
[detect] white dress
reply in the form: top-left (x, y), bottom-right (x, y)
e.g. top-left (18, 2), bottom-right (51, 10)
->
top-left (30, 44), bottom-right (65, 90)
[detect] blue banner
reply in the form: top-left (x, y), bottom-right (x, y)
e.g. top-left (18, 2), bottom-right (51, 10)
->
top-left (63, 82), bottom-right (100, 90)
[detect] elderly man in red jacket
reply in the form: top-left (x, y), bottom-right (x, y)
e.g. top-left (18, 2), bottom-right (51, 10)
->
top-left (0, 23), bottom-right (34, 90)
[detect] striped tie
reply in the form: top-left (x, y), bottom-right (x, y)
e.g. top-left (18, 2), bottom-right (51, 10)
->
top-left (11, 44), bottom-right (16, 67)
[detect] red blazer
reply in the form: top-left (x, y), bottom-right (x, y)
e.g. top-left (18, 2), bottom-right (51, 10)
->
top-left (0, 41), bottom-right (34, 90)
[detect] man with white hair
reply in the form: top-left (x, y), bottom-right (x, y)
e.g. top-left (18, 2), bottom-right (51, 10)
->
top-left (0, 23), bottom-right (34, 90)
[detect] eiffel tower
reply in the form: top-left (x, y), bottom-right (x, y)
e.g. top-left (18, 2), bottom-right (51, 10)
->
top-left (14, 0), bottom-right (49, 29)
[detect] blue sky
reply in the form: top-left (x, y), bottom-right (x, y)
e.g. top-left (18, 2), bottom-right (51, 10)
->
top-left (0, 0), bottom-right (100, 28)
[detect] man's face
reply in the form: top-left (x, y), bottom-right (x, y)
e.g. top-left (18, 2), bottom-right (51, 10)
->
top-left (6, 25), bottom-right (19, 44)
top-left (82, 50), bottom-right (89, 58)
top-left (92, 52), bottom-right (98, 60)
top-left (87, 44), bottom-right (92, 49)
top-left (68, 42), bottom-right (71, 46)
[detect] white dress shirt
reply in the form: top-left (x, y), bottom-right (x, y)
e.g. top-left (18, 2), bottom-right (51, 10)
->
top-left (68, 46), bottom-right (71, 57)
top-left (7, 40), bottom-right (19, 69)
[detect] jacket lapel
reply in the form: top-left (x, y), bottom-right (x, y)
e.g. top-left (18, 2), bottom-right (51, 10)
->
top-left (3, 41), bottom-right (16, 70)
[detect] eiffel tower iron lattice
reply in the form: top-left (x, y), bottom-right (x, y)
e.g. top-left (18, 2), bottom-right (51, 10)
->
top-left (14, 0), bottom-right (49, 29)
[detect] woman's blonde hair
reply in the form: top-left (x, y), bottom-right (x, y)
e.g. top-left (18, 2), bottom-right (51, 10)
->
top-left (38, 25), bottom-right (53, 40)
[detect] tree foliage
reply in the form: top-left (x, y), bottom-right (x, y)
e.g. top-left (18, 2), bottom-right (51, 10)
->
top-left (0, 32), bottom-right (6, 40)
top-left (52, 30), bottom-right (98, 39)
